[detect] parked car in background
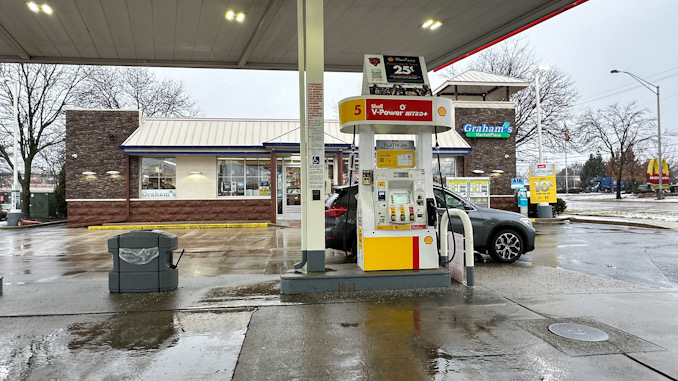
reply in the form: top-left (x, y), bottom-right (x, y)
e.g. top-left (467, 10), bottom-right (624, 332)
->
top-left (636, 184), bottom-right (652, 193)
top-left (325, 184), bottom-right (536, 264)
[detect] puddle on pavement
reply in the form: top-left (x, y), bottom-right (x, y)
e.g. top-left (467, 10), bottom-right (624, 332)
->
top-left (69, 311), bottom-right (176, 350)
top-left (200, 281), bottom-right (280, 304)
top-left (0, 310), bottom-right (252, 380)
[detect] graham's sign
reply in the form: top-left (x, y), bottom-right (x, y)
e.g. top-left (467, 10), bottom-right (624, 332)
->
top-left (462, 122), bottom-right (514, 138)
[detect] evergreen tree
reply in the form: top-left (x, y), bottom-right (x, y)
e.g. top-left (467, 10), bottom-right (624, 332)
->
top-left (580, 153), bottom-right (605, 184)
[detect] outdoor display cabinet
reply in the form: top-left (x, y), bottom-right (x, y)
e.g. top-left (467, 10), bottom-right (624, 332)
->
top-left (108, 230), bottom-right (179, 293)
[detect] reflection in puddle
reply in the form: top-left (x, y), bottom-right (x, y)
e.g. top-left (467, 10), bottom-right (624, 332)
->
top-left (69, 311), bottom-right (176, 350)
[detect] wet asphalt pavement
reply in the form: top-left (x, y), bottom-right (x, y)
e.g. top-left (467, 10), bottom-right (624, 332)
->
top-left (1, 221), bottom-right (678, 380)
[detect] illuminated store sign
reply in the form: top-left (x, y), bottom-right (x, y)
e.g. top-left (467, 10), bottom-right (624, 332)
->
top-left (462, 121), bottom-right (513, 138)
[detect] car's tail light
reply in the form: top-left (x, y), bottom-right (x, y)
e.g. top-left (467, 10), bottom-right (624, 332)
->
top-left (325, 206), bottom-right (347, 217)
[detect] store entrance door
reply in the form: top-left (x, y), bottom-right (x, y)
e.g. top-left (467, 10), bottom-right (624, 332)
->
top-left (283, 165), bottom-right (301, 219)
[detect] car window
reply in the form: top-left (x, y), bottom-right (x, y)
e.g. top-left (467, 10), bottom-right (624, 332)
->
top-left (434, 188), bottom-right (465, 210)
top-left (333, 187), bottom-right (358, 208)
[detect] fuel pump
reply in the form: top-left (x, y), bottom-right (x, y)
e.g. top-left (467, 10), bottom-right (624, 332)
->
top-left (337, 54), bottom-right (457, 271)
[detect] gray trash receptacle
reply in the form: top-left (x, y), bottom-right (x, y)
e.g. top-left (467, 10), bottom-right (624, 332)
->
top-left (108, 230), bottom-right (179, 293)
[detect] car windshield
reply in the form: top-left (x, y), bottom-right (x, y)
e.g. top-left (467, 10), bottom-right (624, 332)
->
top-left (434, 188), bottom-right (470, 210)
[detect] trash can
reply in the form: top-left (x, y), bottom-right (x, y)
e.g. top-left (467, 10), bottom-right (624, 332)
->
top-left (108, 230), bottom-right (179, 293)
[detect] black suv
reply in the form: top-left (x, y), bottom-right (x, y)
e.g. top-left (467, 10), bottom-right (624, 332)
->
top-left (325, 184), bottom-right (536, 263)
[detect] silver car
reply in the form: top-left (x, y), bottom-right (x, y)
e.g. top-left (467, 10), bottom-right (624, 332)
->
top-left (325, 184), bottom-right (536, 263)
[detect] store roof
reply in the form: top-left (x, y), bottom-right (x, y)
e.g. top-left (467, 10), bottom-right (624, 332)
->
top-left (0, 1), bottom-right (586, 72)
top-left (120, 117), bottom-right (471, 154)
top-left (434, 70), bottom-right (531, 101)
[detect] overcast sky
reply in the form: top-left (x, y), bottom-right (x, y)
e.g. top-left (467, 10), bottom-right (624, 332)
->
top-left (151, 0), bottom-right (677, 166)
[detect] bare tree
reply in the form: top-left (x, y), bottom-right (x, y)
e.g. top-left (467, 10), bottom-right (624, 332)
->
top-left (575, 102), bottom-right (655, 199)
top-left (443, 39), bottom-right (579, 162)
top-left (79, 66), bottom-right (201, 117)
top-left (0, 63), bottom-right (84, 217)
top-left (0, 64), bottom-right (201, 217)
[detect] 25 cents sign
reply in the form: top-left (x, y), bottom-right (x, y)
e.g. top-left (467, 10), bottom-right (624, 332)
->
top-left (529, 164), bottom-right (556, 204)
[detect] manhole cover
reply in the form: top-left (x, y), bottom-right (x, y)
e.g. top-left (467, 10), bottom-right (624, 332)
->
top-left (548, 323), bottom-right (609, 342)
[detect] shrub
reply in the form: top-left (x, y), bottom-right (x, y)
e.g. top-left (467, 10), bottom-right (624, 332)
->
top-left (527, 197), bottom-right (567, 217)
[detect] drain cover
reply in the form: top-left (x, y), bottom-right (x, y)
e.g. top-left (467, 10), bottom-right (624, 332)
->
top-left (548, 323), bottom-right (609, 342)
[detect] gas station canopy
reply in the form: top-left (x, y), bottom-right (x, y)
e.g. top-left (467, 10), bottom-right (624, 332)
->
top-left (0, 0), bottom-right (585, 72)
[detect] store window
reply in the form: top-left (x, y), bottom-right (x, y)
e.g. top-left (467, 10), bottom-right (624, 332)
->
top-left (432, 157), bottom-right (457, 181)
top-left (141, 157), bottom-right (177, 198)
top-left (218, 158), bottom-right (271, 197)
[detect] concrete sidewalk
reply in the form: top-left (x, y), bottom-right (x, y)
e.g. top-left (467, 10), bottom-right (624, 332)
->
top-left (0, 221), bottom-right (677, 379)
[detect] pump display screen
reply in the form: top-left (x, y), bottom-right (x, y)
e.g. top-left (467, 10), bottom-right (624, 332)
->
top-left (391, 193), bottom-right (410, 204)
top-left (392, 172), bottom-right (409, 178)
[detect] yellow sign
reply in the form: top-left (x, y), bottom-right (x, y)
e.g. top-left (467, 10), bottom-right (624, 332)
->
top-left (376, 150), bottom-right (415, 168)
top-left (339, 98), bottom-right (366, 125)
top-left (529, 164), bottom-right (556, 204)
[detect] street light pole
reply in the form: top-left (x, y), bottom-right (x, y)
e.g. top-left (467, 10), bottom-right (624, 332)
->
top-left (534, 67), bottom-right (552, 218)
top-left (535, 68), bottom-right (544, 164)
top-left (610, 70), bottom-right (663, 200)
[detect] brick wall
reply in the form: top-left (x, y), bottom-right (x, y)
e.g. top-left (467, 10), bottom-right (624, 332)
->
top-left (68, 199), bottom-right (273, 227)
top-left (66, 110), bottom-right (139, 200)
top-left (454, 105), bottom-right (517, 196)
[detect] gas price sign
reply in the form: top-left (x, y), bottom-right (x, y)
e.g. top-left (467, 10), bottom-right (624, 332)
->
top-left (529, 164), bottom-right (556, 204)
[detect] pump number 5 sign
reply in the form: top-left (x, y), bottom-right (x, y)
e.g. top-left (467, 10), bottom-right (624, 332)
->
top-left (529, 164), bottom-right (556, 204)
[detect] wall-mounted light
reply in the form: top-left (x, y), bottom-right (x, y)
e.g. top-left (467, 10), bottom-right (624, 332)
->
top-left (82, 171), bottom-right (96, 176)
top-left (420, 19), bottom-right (442, 30)
top-left (106, 170), bottom-right (121, 176)
top-left (189, 171), bottom-right (202, 175)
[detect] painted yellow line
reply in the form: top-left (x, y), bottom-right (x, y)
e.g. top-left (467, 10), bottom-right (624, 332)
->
top-left (89, 223), bottom-right (268, 230)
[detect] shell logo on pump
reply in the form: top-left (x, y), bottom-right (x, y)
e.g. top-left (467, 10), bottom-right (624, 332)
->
top-left (437, 107), bottom-right (447, 116)
top-left (424, 236), bottom-right (433, 245)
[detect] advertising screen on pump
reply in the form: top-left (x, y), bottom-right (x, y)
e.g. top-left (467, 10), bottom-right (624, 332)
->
top-left (363, 54), bottom-right (432, 96)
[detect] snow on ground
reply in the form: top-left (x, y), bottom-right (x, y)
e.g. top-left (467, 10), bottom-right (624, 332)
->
top-left (558, 192), bottom-right (678, 223)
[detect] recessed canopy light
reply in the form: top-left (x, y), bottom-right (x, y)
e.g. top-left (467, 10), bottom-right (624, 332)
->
top-left (106, 170), bottom-right (121, 175)
top-left (421, 19), bottom-right (441, 30)
top-left (82, 171), bottom-right (96, 176)
top-left (472, 169), bottom-right (485, 174)
top-left (225, 10), bottom-right (235, 20)
top-left (27, 2), bottom-right (40, 12)
top-left (189, 171), bottom-right (202, 175)
top-left (235, 12), bottom-right (245, 22)
top-left (41, 4), bottom-right (53, 15)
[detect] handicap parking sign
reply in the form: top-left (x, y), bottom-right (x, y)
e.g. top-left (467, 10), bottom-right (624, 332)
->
top-left (312, 156), bottom-right (320, 165)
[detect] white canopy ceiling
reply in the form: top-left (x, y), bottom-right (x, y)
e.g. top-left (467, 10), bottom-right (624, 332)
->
top-left (0, 0), bottom-right (586, 72)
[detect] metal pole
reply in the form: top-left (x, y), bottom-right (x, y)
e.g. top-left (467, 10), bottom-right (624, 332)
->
top-left (11, 80), bottom-right (20, 212)
top-left (564, 142), bottom-right (569, 194)
top-left (535, 69), bottom-right (543, 164)
top-left (534, 68), bottom-right (552, 217)
top-left (656, 85), bottom-right (664, 200)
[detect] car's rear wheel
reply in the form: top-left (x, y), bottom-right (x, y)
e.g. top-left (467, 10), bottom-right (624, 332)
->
top-left (488, 229), bottom-right (523, 263)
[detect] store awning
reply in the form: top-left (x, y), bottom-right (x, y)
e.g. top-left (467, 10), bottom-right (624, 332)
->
top-left (120, 117), bottom-right (471, 155)
top-left (434, 70), bottom-right (531, 101)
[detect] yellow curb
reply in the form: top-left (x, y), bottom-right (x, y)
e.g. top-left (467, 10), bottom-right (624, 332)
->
top-left (88, 223), bottom-right (268, 230)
